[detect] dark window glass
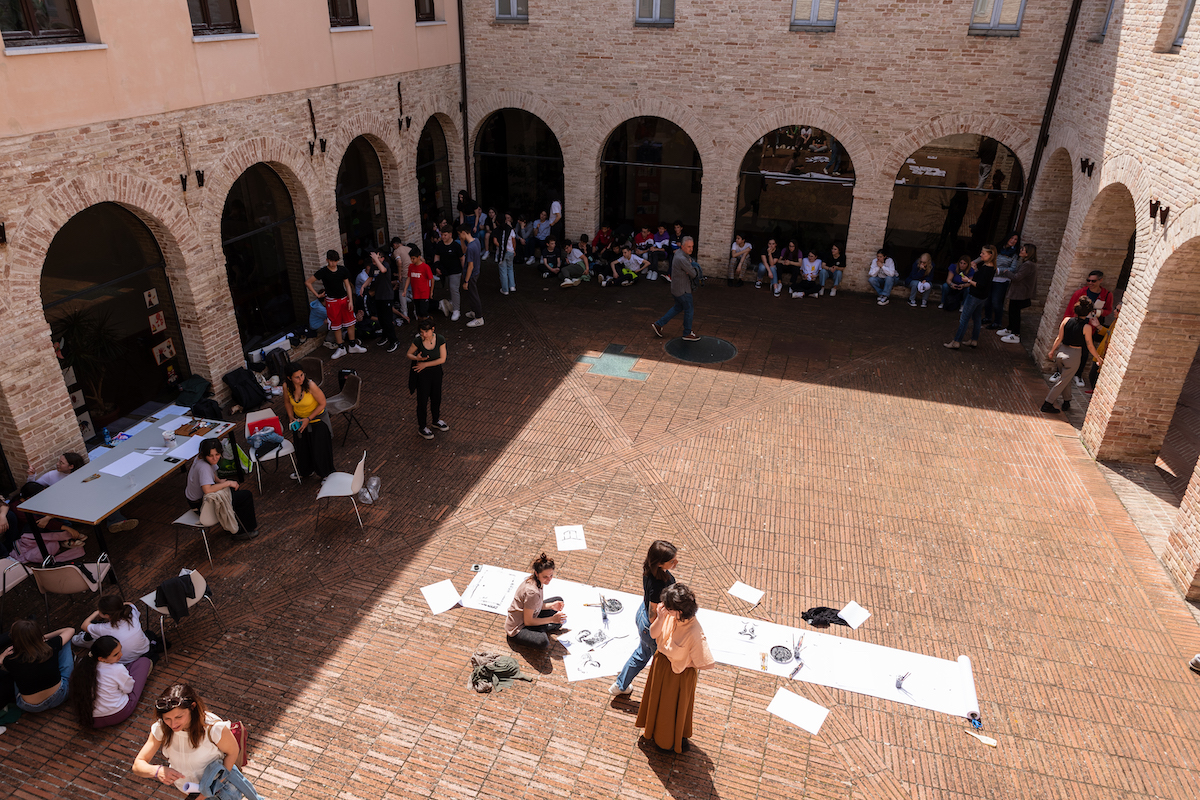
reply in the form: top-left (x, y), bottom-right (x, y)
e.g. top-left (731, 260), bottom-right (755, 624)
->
top-left (42, 203), bottom-right (191, 438)
top-left (884, 133), bottom-right (1025, 279)
top-left (188, 0), bottom-right (241, 35)
top-left (417, 118), bottom-right (452, 224)
top-left (336, 137), bottom-right (389, 276)
top-left (221, 164), bottom-right (306, 349)
top-left (474, 109), bottom-right (564, 224)
top-left (328, 0), bottom-right (359, 26)
top-left (416, 0), bottom-right (435, 22)
top-left (1, 0), bottom-right (85, 46)
top-left (601, 117), bottom-right (701, 244)
top-left (734, 125), bottom-right (855, 262)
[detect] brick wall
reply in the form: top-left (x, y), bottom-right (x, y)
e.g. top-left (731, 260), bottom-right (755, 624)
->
top-left (0, 65), bottom-right (463, 476)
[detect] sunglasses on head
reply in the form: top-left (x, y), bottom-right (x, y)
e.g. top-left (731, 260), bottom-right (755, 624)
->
top-left (155, 696), bottom-right (193, 712)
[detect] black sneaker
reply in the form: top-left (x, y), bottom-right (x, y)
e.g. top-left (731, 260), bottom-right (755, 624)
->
top-left (419, 427), bottom-right (435, 440)
top-left (1061, 400), bottom-right (1071, 411)
top-left (386, 342), bottom-right (399, 353)
top-left (231, 529), bottom-right (259, 541)
top-left (375, 338), bottom-right (388, 347)
top-left (432, 420), bottom-right (450, 432)
top-left (1040, 402), bottom-right (1060, 414)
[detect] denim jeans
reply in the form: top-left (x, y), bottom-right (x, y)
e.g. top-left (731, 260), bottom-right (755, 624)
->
top-left (867, 275), bottom-right (895, 298)
top-left (983, 280), bottom-right (1009, 324)
top-left (199, 759), bottom-right (264, 800)
top-left (756, 262), bottom-right (778, 285)
top-left (941, 283), bottom-right (966, 311)
top-left (954, 294), bottom-right (986, 342)
top-left (655, 293), bottom-right (694, 335)
top-left (614, 604), bottom-right (656, 692)
top-left (908, 280), bottom-right (931, 304)
top-left (819, 267), bottom-right (842, 288)
top-left (499, 252), bottom-right (516, 292)
top-left (16, 644), bottom-right (73, 712)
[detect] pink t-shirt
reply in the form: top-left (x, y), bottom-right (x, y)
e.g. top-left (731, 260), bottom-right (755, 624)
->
top-left (505, 578), bottom-right (543, 637)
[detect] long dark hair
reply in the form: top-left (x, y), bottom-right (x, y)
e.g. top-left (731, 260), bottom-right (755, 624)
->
top-left (98, 593), bottom-right (134, 627)
top-left (286, 363), bottom-right (311, 402)
top-left (642, 541), bottom-right (678, 581)
top-left (71, 635), bottom-right (120, 727)
top-left (155, 683), bottom-right (209, 750)
top-left (9, 619), bottom-right (51, 663)
top-left (63, 453), bottom-right (85, 472)
top-left (529, 552), bottom-right (555, 586)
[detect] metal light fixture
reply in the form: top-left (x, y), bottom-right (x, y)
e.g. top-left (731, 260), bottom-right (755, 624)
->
top-left (1160, 206), bottom-right (1170, 225)
top-left (319, 138), bottom-right (327, 153)
top-left (1079, 158), bottom-right (1094, 176)
top-left (406, 116), bottom-right (412, 130)
top-left (1150, 199), bottom-right (1160, 220)
top-left (309, 141), bottom-right (316, 156)
top-left (195, 169), bottom-right (205, 188)
top-left (0, 222), bottom-right (6, 244)
top-left (179, 173), bottom-right (188, 191)
top-left (398, 117), bottom-right (404, 134)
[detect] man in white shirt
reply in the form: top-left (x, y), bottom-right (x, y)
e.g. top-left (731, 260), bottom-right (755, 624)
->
top-left (867, 250), bottom-right (898, 305)
top-left (609, 246), bottom-right (648, 286)
top-left (729, 235), bottom-right (753, 286)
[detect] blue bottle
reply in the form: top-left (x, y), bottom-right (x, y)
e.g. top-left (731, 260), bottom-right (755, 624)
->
top-left (102, 428), bottom-right (113, 446)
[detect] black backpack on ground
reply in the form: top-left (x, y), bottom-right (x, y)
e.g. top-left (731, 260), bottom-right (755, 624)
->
top-left (264, 347), bottom-right (291, 380)
top-left (190, 398), bottom-right (224, 421)
top-left (222, 367), bottom-right (270, 411)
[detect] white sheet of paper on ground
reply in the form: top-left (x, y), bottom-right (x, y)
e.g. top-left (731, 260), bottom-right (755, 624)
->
top-left (767, 688), bottom-right (830, 735)
top-left (554, 524), bottom-right (587, 551)
top-left (169, 436), bottom-right (202, 461)
top-left (837, 601), bottom-right (871, 629)
top-left (157, 416), bottom-right (192, 432)
top-left (727, 581), bottom-right (764, 606)
top-left (419, 580), bottom-right (461, 614)
top-left (460, 565), bottom-right (527, 614)
top-left (98, 452), bottom-right (153, 477)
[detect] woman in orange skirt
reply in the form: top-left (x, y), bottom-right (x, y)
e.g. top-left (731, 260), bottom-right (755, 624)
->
top-left (635, 584), bottom-right (715, 753)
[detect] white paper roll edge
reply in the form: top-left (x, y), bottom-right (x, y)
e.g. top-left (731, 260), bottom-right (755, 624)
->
top-left (958, 655), bottom-right (981, 722)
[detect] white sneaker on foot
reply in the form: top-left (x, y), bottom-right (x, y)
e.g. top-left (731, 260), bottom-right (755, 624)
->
top-left (1001, 334), bottom-right (1021, 344)
top-left (331, 347), bottom-right (347, 360)
top-left (996, 328), bottom-right (1011, 336)
top-left (348, 343), bottom-right (368, 354)
top-left (830, 288), bottom-right (837, 297)
top-left (608, 681), bottom-right (632, 696)
top-left (451, 311), bottom-right (461, 321)
top-left (467, 317), bottom-right (485, 327)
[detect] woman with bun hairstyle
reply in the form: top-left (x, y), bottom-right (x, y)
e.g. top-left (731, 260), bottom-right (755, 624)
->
top-left (71, 591), bottom-right (152, 664)
top-left (1041, 296), bottom-right (1102, 414)
top-left (610, 540), bottom-right (678, 697)
top-left (634, 583), bottom-right (715, 754)
top-left (70, 635), bottom-right (153, 728)
top-left (505, 552), bottom-right (567, 649)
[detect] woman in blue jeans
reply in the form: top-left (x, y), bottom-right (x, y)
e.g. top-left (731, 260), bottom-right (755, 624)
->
top-left (0, 619), bottom-right (75, 713)
top-left (609, 540), bottom-right (679, 697)
top-left (944, 245), bottom-right (997, 349)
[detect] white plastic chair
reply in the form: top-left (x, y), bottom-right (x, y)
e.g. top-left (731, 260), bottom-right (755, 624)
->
top-left (139, 569), bottom-right (224, 666)
top-left (316, 451), bottom-right (366, 532)
top-left (29, 556), bottom-right (112, 628)
top-left (245, 410), bottom-right (300, 492)
top-left (172, 505), bottom-right (218, 565)
top-left (0, 557), bottom-right (32, 619)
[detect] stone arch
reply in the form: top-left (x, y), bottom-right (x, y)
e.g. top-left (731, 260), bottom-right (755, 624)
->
top-left (468, 91), bottom-right (570, 157)
top-left (1023, 147), bottom-right (1077, 307)
top-left (469, 102), bottom-right (567, 233)
top-left (326, 117), bottom-right (406, 248)
top-left (405, 107), bottom-right (464, 240)
top-left (591, 100), bottom-right (717, 178)
top-left (882, 114), bottom-right (1035, 183)
top-left (728, 105), bottom-right (878, 181)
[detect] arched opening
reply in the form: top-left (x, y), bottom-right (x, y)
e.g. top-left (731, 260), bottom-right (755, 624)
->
top-left (1022, 147), bottom-right (1074, 301)
top-left (884, 133), bottom-right (1025, 277)
top-left (600, 117), bottom-right (702, 241)
top-left (336, 136), bottom-right (389, 274)
top-left (474, 109), bottom-right (564, 224)
top-left (417, 117), bottom-right (453, 226)
top-left (221, 163), bottom-right (307, 350)
top-left (41, 202), bottom-right (190, 439)
top-left (734, 125), bottom-right (854, 259)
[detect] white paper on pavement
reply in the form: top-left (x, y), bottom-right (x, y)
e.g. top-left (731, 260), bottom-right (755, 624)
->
top-left (157, 416), bottom-right (192, 432)
top-left (553, 579), bottom-right (642, 681)
top-left (554, 524), bottom-right (587, 551)
top-left (98, 452), bottom-right (152, 477)
top-left (837, 601), bottom-right (871, 629)
top-left (728, 581), bottom-right (765, 606)
top-left (419, 580), bottom-right (461, 614)
top-left (767, 688), bottom-right (830, 735)
top-left (460, 565), bottom-right (526, 614)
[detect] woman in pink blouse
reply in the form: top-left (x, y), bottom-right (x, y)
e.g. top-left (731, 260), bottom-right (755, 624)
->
top-left (635, 584), bottom-right (715, 753)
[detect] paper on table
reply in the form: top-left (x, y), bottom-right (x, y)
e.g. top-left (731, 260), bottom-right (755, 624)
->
top-left (767, 688), bottom-right (830, 735)
top-left (837, 601), bottom-right (871, 629)
top-left (98, 452), bottom-right (153, 477)
top-left (728, 581), bottom-right (765, 606)
top-left (419, 580), bottom-right (461, 614)
top-left (170, 436), bottom-right (202, 461)
top-left (142, 447), bottom-right (170, 456)
top-left (158, 404), bottom-right (191, 418)
top-left (157, 416), bottom-right (192, 432)
top-left (554, 524), bottom-right (587, 551)
top-left (123, 421), bottom-right (153, 435)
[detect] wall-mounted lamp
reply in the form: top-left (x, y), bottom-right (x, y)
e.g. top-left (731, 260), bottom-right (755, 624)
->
top-left (1150, 199), bottom-right (1160, 220)
top-left (0, 222), bottom-right (7, 245)
top-left (397, 80), bottom-right (403, 113)
top-left (179, 173), bottom-right (188, 191)
top-left (406, 116), bottom-right (412, 130)
top-left (1160, 205), bottom-right (1170, 225)
top-left (458, 101), bottom-right (464, 113)
top-left (398, 118), bottom-right (404, 134)
top-left (309, 141), bottom-right (316, 156)
top-left (1079, 158), bottom-right (1094, 177)
top-left (319, 138), bottom-right (327, 153)
top-left (195, 169), bottom-right (205, 188)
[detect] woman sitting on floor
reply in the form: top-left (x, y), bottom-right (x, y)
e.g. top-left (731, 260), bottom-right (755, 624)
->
top-left (71, 592), bottom-right (153, 664)
top-left (505, 552), bottom-right (567, 649)
top-left (0, 619), bottom-right (76, 713)
top-left (70, 635), bottom-right (153, 728)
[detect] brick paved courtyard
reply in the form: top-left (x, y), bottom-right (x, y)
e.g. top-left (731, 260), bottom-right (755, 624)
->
top-left (3, 272), bottom-right (1200, 800)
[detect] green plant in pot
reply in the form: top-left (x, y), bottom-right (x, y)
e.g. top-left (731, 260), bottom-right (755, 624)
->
top-left (52, 307), bottom-right (128, 418)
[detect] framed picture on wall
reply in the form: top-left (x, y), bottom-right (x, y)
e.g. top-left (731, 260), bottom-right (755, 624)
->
top-left (69, 389), bottom-right (85, 409)
top-left (152, 338), bottom-right (176, 365)
top-left (77, 412), bottom-right (95, 441)
top-left (148, 311), bottom-right (166, 334)
top-left (376, 227), bottom-right (386, 247)
top-left (62, 366), bottom-right (76, 387)
top-left (144, 289), bottom-right (159, 309)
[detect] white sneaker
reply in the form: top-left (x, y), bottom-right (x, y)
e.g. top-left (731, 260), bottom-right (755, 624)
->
top-left (1001, 334), bottom-right (1021, 344)
top-left (289, 473), bottom-right (302, 480)
top-left (331, 347), bottom-right (347, 360)
top-left (818, 288), bottom-right (825, 296)
top-left (450, 310), bottom-right (460, 321)
top-left (938, 302), bottom-right (944, 309)
top-left (878, 297), bottom-right (890, 306)
top-left (500, 289), bottom-right (509, 296)
top-left (323, 340), bottom-right (338, 350)
top-left (797, 292), bottom-right (806, 298)
top-left (909, 300), bottom-right (918, 307)
top-left (466, 318), bottom-right (484, 327)
top-left (510, 286), bottom-right (516, 292)
top-left (525, 257), bottom-right (536, 265)
top-left (921, 301), bottom-right (927, 307)
top-left (830, 288), bottom-right (837, 297)
top-left (348, 343), bottom-right (368, 354)
top-left (1073, 376), bottom-right (1085, 388)
top-left (608, 681), bottom-right (632, 697)
top-left (773, 286), bottom-right (781, 297)
top-left (647, 270), bottom-right (658, 281)
top-left (996, 328), bottom-right (1011, 336)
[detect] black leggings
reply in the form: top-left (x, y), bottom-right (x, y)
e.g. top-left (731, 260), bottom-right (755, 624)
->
top-left (507, 596), bottom-right (564, 649)
top-left (415, 366), bottom-right (443, 429)
top-left (1007, 298), bottom-right (1032, 336)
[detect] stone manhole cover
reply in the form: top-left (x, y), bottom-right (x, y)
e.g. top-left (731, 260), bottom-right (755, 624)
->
top-left (664, 336), bottom-right (737, 364)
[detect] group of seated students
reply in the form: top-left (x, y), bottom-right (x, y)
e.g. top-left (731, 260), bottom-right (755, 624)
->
top-left (1, 591), bottom-right (154, 729)
top-left (728, 236), bottom-right (848, 298)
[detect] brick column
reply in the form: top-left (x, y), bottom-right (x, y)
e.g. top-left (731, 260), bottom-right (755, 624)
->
top-left (1164, 457), bottom-right (1200, 600)
top-left (561, 136), bottom-right (595, 246)
top-left (844, 178), bottom-right (891, 293)
top-left (698, 169), bottom-right (735, 277)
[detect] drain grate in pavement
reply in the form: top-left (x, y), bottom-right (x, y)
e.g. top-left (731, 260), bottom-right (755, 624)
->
top-left (664, 336), bottom-right (737, 364)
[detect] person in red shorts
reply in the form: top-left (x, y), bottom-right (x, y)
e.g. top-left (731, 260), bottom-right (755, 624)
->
top-left (307, 250), bottom-right (366, 360)
top-left (401, 245), bottom-right (435, 318)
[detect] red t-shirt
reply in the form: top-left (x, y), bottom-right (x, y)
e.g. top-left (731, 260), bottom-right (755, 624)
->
top-left (593, 228), bottom-right (614, 250)
top-left (408, 261), bottom-right (434, 300)
top-left (634, 231), bottom-right (654, 251)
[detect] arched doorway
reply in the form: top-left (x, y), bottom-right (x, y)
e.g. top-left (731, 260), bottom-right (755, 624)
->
top-left (600, 117), bottom-right (702, 242)
top-left (41, 202), bottom-right (190, 440)
top-left (336, 136), bottom-right (389, 274)
top-left (417, 117), bottom-right (453, 225)
top-left (734, 125), bottom-right (854, 259)
top-left (220, 163), bottom-right (307, 350)
top-left (474, 109), bottom-right (564, 223)
top-left (884, 133), bottom-right (1024, 275)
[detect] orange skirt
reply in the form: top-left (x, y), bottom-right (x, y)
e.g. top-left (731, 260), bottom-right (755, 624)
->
top-left (634, 651), bottom-right (697, 753)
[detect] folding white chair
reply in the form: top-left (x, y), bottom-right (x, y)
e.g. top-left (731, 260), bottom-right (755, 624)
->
top-left (29, 555), bottom-right (112, 628)
top-left (0, 556), bottom-right (32, 619)
top-left (245, 410), bottom-right (300, 492)
top-left (316, 451), bottom-right (366, 532)
top-left (172, 505), bottom-right (218, 565)
top-left (139, 569), bottom-right (224, 666)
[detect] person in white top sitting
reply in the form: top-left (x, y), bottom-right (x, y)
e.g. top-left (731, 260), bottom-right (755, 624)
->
top-left (27, 451), bottom-right (139, 533)
top-left (609, 245), bottom-right (649, 286)
top-left (70, 635), bottom-right (152, 728)
top-left (792, 250), bottom-right (824, 298)
top-left (71, 593), bottom-right (152, 664)
top-left (867, 250), bottom-right (898, 305)
top-left (728, 235), bottom-right (753, 286)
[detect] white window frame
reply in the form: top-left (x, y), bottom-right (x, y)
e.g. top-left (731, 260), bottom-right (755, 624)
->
top-left (968, 0), bottom-right (1027, 33)
top-left (495, 0), bottom-right (527, 21)
top-left (1175, 0), bottom-right (1196, 46)
top-left (635, 0), bottom-right (674, 25)
top-left (791, 0), bottom-right (838, 29)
